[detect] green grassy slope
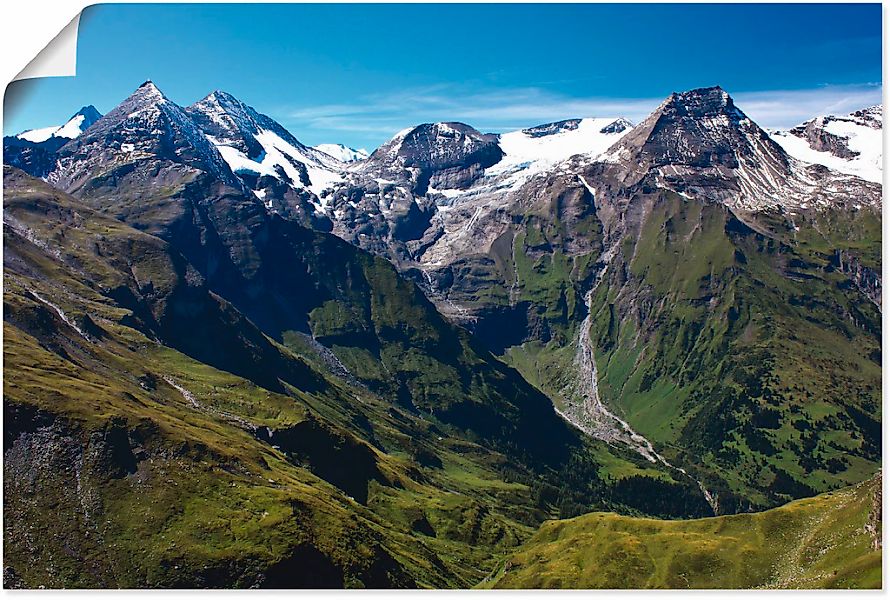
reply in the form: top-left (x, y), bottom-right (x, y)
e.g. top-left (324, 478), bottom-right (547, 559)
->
top-left (475, 182), bottom-right (880, 512)
top-left (485, 473), bottom-right (882, 589)
top-left (3, 167), bottom-right (708, 588)
top-left (588, 191), bottom-right (881, 510)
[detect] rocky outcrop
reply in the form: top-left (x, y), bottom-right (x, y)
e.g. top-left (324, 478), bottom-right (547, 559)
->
top-left (790, 118), bottom-right (859, 159)
top-left (834, 250), bottom-right (882, 308)
top-left (362, 122), bottom-right (504, 195)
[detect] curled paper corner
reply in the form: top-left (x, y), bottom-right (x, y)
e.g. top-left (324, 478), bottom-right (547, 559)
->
top-left (13, 12), bottom-right (81, 82)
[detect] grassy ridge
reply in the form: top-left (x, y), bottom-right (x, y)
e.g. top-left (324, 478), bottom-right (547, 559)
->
top-left (485, 473), bottom-right (881, 589)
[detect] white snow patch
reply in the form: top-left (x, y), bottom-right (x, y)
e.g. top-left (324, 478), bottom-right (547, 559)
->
top-left (314, 143), bottom-right (369, 163)
top-left (490, 117), bottom-right (632, 180)
top-left (17, 125), bottom-right (61, 143)
top-left (53, 114), bottom-right (86, 139)
top-left (770, 110), bottom-right (883, 184)
top-left (209, 129), bottom-right (346, 197)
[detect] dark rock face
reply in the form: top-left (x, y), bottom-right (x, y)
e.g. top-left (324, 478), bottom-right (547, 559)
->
top-left (834, 249), bottom-right (882, 308)
top-left (2, 135), bottom-right (64, 178)
top-left (365, 122), bottom-right (504, 194)
top-left (522, 119), bottom-right (582, 138)
top-left (790, 118), bottom-right (859, 159)
top-left (49, 81), bottom-right (243, 194)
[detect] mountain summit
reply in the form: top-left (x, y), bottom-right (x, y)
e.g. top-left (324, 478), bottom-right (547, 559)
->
top-left (600, 86), bottom-right (879, 211)
top-left (604, 86), bottom-right (788, 171)
top-left (49, 81), bottom-right (240, 192)
top-left (186, 90), bottom-right (345, 207)
top-left (16, 105), bottom-right (102, 143)
top-left (363, 122), bottom-right (504, 193)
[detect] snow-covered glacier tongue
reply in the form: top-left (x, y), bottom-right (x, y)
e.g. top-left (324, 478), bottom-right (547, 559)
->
top-left (769, 105), bottom-right (882, 184)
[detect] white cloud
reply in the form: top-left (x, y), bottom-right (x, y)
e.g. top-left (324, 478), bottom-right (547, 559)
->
top-left (277, 82), bottom-right (882, 147)
top-left (732, 83), bottom-right (882, 130)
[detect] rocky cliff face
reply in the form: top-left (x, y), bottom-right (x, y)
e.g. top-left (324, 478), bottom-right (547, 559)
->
top-left (50, 81), bottom-right (242, 194)
top-left (363, 122), bottom-right (504, 194)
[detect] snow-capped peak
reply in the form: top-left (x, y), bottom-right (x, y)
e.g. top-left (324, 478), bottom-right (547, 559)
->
top-left (132, 80), bottom-right (166, 104)
top-left (769, 105), bottom-right (882, 184)
top-left (16, 105), bottom-right (102, 143)
top-left (186, 90), bottom-right (346, 202)
top-left (314, 143), bottom-right (369, 163)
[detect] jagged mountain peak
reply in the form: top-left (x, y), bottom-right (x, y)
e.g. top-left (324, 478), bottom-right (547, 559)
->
top-left (16, 105), bottom-right (103, 144)
top-left (48, 81), bottom-right (242, 191)
top-left (191, 89), bottom-right (262, 125)
top-left (186, 89), bottom-right (345, 207)
top-left (205, 89), bottom-right (240, 103)
top-left (69, 104), bottom-right (102, 124)
top-left (602, 86), bottom-right (781, 171)
top-left (186, 89), bottom-right (332, 165)
top-left (186, 90), bottom-right (272, 155)
top-left (598, 86), bottom-right (880, 211)
top-left (130, 79), bottom-right (167, 104)
top-left (369, 121), bottom-right (502, 170)
top-left (53, 105), bottom-right (103, 139)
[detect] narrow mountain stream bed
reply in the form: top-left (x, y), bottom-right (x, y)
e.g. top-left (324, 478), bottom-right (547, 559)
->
top-left (557, 247), bottom-right (720, 515)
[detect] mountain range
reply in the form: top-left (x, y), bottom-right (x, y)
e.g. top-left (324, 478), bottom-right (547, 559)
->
top-left (2, 81), bottom-right (882, 589)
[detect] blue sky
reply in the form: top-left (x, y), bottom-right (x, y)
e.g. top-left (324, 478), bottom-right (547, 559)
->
top-left (4, 3), bottom-right (882, 150)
